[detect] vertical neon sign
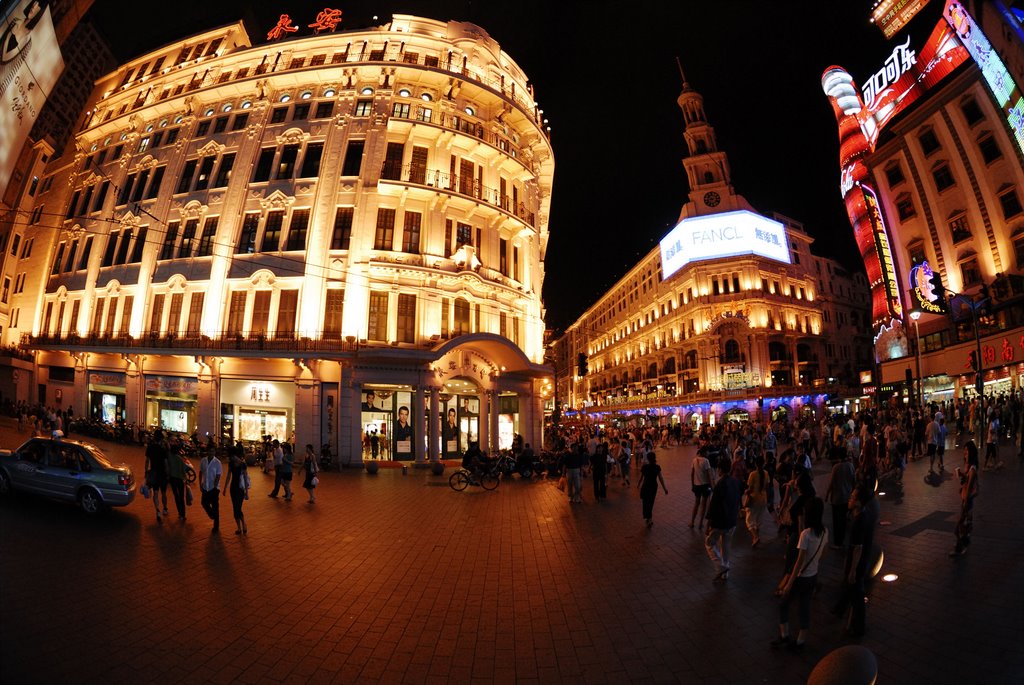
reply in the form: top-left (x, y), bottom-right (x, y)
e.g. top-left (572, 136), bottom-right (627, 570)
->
top-left (944, 0), bottom-right (1024, 155)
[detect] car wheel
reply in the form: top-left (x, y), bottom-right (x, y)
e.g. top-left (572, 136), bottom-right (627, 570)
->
top-left (0, 470), bottom-right (10, 495)
top-left (79, 488), bottom-right (104, 514)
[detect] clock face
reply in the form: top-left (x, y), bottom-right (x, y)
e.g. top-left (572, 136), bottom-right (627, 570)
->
top-left (704, 191), bottom-right (721, 207)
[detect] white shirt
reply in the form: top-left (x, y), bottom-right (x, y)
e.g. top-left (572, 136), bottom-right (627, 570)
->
top-left (201, 456), bottom-right (222, 491)
top-left (797, 527), bottom-right (828, 577)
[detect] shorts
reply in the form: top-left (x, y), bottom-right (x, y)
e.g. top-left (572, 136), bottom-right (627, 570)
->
top-left (927, 443), bottom-right (937, 456)
top-left (692, 484), bottom-right (712, 497)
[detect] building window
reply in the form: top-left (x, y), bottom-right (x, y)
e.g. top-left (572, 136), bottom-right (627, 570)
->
top-left (978, 134), bottom-right (1002, 164)
top-left (396, 294), bottom-right (416, 344)
top-left (114, 230), bottom-right (132, 265)
top-left (401, 211), bottom-right (421, 254)
top-left (341, 140), bottom-right (365, 177)
top-left (226, 291), bottom-right (245, 332)
top-left (392, 102), bottom-right (410, 118)
top-left (908, 240), bottom-right (926, 265)
top-left (292, 103), bottom-right (310, 121)
top-left (960, 257), bottom-right (981, 286)
top-left (277, 289), bottom-right (298, 337)
top-left (456, 222), bottom-right (472, 248)
top-left (410, 146), bottom-right (427, 184)
top-left (270, 107), bottom-right (288, 123)
top-left (949, 213), bottom-right (971, 243)
top-left (260, 210), bottom-right (284, 252)
top-left (453, 298), bottom-right (470, 336)
top-left (119, 296), bottom-right (132, 335)
top-left (961, 98), bottom-right (984, 126)
top-left (932, 163), bottom-right (955, 191)
top-left (299, 143), bottom-right (324, 178)
top-left (314, 101), bottom-right (334, 119)
top-left (231, 112), bottom-right (249, 131)
top-left (367, 291), bottom-right (388, 341)
top-left (275, 144), bottom-right (299, 180)
top-left (166, 293), bottom-right (184, 335)
top-left (374, 208), bottom-right (395, 250)
top-left (237, 213), bottom-right (259, 253)
top-left (919, 128), bottom-right (941, 155)
top-left (212, 153), bottom-right (235, 187)
top-left (331, 207), bottom-right (353, 249)
top-left (178, 219), bottom-right (198, 258)
top-left (194, 156), bottom-right (215, 191)
top-left (382, 142), bottom-right (404, 180)
top-left (896, 194), bottom-right (916, 221)
top-left (354, 99), bottom-right (372, 117)
top-left (998, 187), bottom-right (1023, 219)
top-left (285, 209), bottom-right (309, 250)
top-left (176, 161), bottom-right (196, 194)
top-left (252, 148), bottom-right (275, 182)
top-left (499, 237), bottom-right (509, 275)
top-left (187, 292), bottom-right (204, 333)
top-left (885, 163), bottom-right (905, 187)
top-left (250, 291), bottom-right (271, 336)
top-left (213, 115), bottom-right (228, 134)
top-left (128, 228), bottom-right (146, 263)
top-left (1013, 232), bottom-right (1024, 268)
top-left (160, 222), bottom-right (179, 260)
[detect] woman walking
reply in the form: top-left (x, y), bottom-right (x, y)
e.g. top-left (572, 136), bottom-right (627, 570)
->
top-left (303, 443), bottom-right (320, 504)
top-left (772, 497), bottom-right (828, 651)
top-left (745, 456), bottom-right (769, 547)
top-left (950, 440), bottom-right (979, 557)
top-left (637, 451), bottom-right (668, 527)
top-left (279, 442), bottom-right (295, 500)
top-left (222, 450), bottom-right (249, 535)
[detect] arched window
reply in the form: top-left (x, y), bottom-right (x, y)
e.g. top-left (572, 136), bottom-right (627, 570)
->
top-left (768, 341), bottom-right (787, 362)
top-left (685, 350), bottom-right (697, 369)
top-left (797, 343), bottom-right (813, 362)
top-left (453, 297), bottom-right (470, 335)
top-left (723, 339), bottom-right (741, 363)
top-left (648, 362), bottom-right (658, 379)
top-left (662, 357), bottom-right (676, 375)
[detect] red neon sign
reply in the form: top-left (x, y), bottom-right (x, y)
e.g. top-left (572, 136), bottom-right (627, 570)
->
top-left (308, 8), bottom-right (342, 34)
top-left (267, 14), bottom-right (299, 41)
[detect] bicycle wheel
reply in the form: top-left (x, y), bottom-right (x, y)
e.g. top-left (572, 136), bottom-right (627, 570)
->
top-left (481, 472), bottom-right (500, 490)
top-left (449, 471), bottom-right (470, 491)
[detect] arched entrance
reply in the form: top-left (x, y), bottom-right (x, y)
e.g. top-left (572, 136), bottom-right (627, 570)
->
top-left (722, 408), bottom-right (751, 423)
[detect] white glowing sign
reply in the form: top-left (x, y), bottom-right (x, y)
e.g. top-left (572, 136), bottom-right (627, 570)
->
top-left (0, 0), bottom-right (64, 194)
top-left (659, 210), bottom-right (790, 280)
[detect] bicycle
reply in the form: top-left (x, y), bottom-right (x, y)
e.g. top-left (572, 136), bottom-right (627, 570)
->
top-left (449, 467), bottom-right (499, 491)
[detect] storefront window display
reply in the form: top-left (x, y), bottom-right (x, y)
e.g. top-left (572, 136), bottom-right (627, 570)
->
top-left (88, 372), bottom-right (126, 423)
top-left (361, 387), bottom-right (422, 460)
top-left (145, 375), bottom-right (198, 434)
top-left (221, 379), bottom-right (295, 443)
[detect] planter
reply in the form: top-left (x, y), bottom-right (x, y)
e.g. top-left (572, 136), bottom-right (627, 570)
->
top-left (430, 461), bottom-right (445, 476)
top-left (364, 460), bottom-right (379, 475)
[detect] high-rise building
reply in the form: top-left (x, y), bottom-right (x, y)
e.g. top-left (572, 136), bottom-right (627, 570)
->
top-left (552, 71), bottom-right (871, 429)
top-left (822, 0), bottom-right (1024, 405)
top-left (7, 14), bottom-right (554, 464)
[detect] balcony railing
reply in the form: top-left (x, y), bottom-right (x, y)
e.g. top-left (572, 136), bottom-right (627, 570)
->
top-left (380, 162), bottom-right (536, 227)
top-left (25, 331), bottom-right (364, 353)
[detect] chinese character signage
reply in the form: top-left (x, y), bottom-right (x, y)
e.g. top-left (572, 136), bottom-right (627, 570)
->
top-left (871, 0), bottom-right (932, 40)
top-left (267, 8), bottom-right (342, 41)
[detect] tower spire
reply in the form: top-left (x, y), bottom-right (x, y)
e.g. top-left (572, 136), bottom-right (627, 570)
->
top-left (675, 56), bottom-right (687, 89)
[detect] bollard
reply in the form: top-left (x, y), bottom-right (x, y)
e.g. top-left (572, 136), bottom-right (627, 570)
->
top-left (402, 464), bottom-right (408, 475)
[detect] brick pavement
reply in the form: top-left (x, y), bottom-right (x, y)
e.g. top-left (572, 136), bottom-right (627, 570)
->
top-left (1, 418), bottom-right (1021, 684)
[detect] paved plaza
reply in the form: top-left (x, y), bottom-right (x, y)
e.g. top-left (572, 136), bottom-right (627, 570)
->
top-left (1, 418), bottom-right (1022, 684)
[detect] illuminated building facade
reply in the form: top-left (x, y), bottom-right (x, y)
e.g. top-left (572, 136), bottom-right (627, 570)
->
top-left (553, 75), bottom-right (871, 428)
top-left (823, 0), bottom-right (1024, 404)
top-left (5, 14), bottom-right (553, 464)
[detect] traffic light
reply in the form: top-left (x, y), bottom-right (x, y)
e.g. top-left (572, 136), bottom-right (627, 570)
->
top-left (577, 352), bottom-right (588, 377)
top-left (929, 270), bottom-right (946, 302)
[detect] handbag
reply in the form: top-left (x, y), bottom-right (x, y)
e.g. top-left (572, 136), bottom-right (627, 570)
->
top-left (140, 484), bottom-right (151, 499)
top-left (311, 476), bottom-right (319, 487)
top-left (557, 474), bottom-right (567, 491)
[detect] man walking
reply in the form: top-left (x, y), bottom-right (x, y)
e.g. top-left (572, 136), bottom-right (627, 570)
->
top-left (705, 457), bottom-right (742, 583)
top-left (825, 451), bottom-right (856, 548)
top-left (199, 447), bottom-right (222, 532)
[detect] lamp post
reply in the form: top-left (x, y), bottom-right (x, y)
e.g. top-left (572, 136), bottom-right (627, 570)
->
top-left (909, 309), bottom-right (923, 409)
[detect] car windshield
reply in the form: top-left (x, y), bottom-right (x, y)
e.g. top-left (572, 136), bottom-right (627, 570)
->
top-left (80, 444), bottom-right (114, 468)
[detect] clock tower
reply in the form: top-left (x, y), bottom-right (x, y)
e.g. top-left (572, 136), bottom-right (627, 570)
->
top-left (676, 60), bottom-right (754, 219)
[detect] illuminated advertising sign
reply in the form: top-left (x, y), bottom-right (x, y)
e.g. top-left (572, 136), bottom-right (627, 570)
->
top-left (0, 0), bottom-right (63, 194)
top-left (871, 0), bottom-right (932, 39)
top-left (944, 1), bottom-right (1024, 156)
top-left (659, 210), bottom-right (790, 281)
top-left (862, 185), bottom-right (903, 320)
top-left (909, 260), bottom-right (946, 313)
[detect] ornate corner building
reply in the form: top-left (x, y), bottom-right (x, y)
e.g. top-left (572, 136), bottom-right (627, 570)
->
top-left (552, 72), bottom-right (873, 429)
top-left (822, 1), bottom-right (1024, 405)
top-left (1, 14), bottom-right (554, 464)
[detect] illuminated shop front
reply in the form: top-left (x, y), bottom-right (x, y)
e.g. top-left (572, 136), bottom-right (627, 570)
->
top-left (220, 379), bottom-right (295, 443)
top-left (88, 372), bottom-right (126, 423)
top-left (145, 375), bottom-right (198, 434)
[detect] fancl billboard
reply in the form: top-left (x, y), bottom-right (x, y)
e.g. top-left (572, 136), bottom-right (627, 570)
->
top-left (659, 210), bottom-right (790, 281)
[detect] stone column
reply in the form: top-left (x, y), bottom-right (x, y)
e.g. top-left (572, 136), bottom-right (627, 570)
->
top-left (414, 383), bottom-right (426, 464)
top-left (489, 388), bottom-right (500, 453)
top-left (294, 375), bottom-right (320, 459)
top-left (428, 386), bottom-right (440, 462)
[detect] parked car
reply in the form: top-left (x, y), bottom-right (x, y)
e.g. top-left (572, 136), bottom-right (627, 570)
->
top-left (0, 437), bottom-right (136, 514)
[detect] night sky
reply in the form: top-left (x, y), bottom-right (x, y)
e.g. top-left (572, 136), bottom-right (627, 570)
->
top-left (84, 0), bottom-right (951, 331)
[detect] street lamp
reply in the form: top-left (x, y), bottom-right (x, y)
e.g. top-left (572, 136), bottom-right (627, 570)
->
top-left (909, 309), bottom-right (923, 409)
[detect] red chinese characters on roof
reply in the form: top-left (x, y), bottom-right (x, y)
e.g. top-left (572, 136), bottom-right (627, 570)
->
top-left (267, 14), bottom-right (299, 41)
top-left (309, 8), bottom-right (343, 34)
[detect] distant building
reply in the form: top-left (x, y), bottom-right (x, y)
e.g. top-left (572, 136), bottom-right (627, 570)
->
top-left (552, 72), bottom-right (872, 430)
top-left (822, 1), bottom-right (1024, 406)
top-left (5, 14), bottom-right (554, 464)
